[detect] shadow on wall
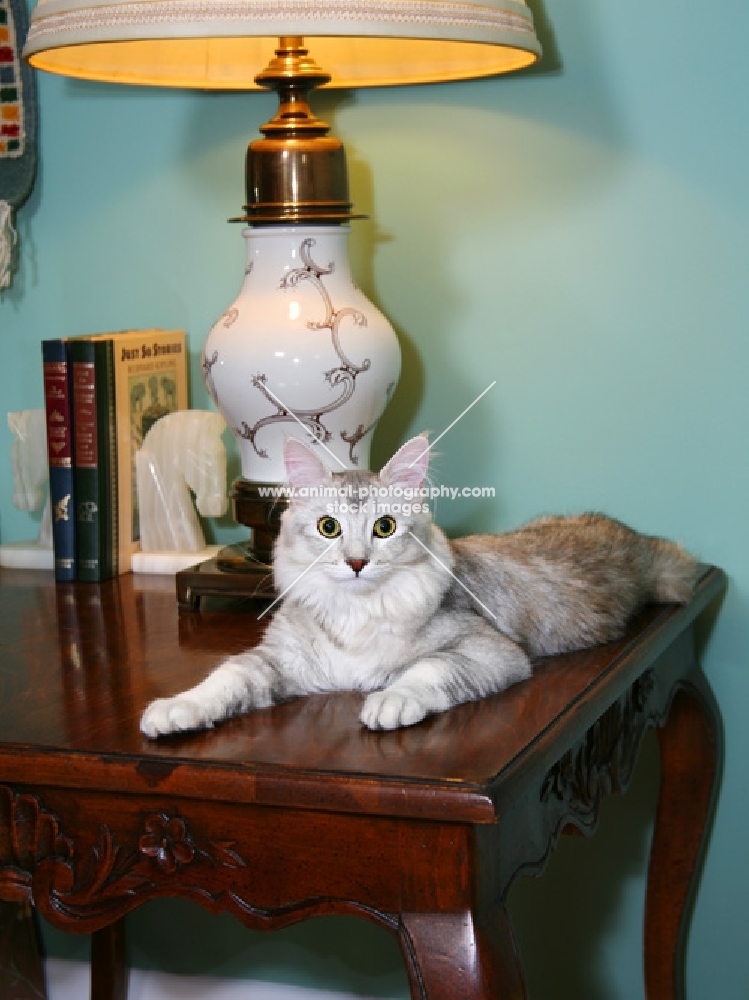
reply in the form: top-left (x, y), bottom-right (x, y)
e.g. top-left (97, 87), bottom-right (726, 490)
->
top-left (509, 728), bottom-right (661, 999)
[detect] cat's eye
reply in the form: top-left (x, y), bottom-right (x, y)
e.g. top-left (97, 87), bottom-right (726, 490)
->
top-left (317, 516), bottom-right (342, 539)
top-left (373, 516), bottom-right (397, 539)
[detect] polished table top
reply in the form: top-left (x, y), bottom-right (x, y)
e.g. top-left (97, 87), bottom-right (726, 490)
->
top-left (0, 565), bottom-right (724, 824)
top-left (0, 565), bottom-right (726, 1000)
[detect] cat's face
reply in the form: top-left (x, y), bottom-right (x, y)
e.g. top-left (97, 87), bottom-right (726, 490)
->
top-left (274, 436), bottom-right (447, 608)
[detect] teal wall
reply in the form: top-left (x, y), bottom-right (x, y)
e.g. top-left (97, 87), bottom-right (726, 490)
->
top-left (4, 0), bottom-right (749, 995)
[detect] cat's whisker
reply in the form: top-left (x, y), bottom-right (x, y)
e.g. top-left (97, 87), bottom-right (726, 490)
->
top-left (407, 530), bottom-right (498, 621)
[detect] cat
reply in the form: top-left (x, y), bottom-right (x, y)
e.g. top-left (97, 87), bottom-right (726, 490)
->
top-left (140, 435), bottom-right (698, 736)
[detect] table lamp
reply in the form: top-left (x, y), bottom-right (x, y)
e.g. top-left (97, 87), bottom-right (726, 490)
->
top-left (23, 1), bottom-right (541, 600)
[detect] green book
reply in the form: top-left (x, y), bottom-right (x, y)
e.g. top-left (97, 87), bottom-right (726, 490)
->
top-left (70, 338), bottom-right (118, 581)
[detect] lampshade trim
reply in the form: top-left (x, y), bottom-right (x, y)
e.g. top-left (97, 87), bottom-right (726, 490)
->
top-left (26, 0), bottom-right (537, 45)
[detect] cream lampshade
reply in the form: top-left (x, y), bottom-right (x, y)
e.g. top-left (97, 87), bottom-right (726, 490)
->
top-left (24, 1), bottom-right (541, 87)
top-left (23, 1), bottom-right (541, 598)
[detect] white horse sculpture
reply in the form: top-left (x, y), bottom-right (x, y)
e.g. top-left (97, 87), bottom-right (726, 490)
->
top-left (0, 409), bottom-right (53, 569)
top-left (136, 410), bottom-right (228, 554)
top-left (9, 409), bottom-right (52, 544)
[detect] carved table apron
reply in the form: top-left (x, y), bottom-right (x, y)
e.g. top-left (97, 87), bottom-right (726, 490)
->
top-left (0, 566), bottom-right (725, 1000)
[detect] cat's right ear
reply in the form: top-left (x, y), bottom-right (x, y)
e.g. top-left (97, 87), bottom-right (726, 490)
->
top-left (380, 435), bottom-right (430, 489)
top-left (284, 437), bottom-right (332, 489)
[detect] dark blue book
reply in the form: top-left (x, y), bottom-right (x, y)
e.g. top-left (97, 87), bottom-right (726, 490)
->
top-left (42, 339), bottom-right (76, 581)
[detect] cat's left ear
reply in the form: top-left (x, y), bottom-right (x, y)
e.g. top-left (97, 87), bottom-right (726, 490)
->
top-left (380, 435), bottom-right (430, 488)
top-left (284, 437), bottom-right (333, 489)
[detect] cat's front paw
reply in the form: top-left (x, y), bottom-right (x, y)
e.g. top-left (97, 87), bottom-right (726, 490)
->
top-left (360, 690), bottom-right (429, 730)
top-left (140, 696), bottom-right (213, 738)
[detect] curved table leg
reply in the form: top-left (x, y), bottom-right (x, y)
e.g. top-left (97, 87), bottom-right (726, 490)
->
top-left (644, 680), bottom-right (722, 999)
top-left (399, 905), bottom-right (527, 1000)
top-left (0, 900), bottom-right (46, 999)
top-left (91, 919), bottom-right (128, 1000)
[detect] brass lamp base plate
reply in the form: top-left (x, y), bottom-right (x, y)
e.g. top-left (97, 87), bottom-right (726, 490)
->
top-left (176, 543), bottom-right (276, 611)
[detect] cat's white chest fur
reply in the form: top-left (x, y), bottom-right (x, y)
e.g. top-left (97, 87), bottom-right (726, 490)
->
top-left (270, 600), bottom-right (415, 693)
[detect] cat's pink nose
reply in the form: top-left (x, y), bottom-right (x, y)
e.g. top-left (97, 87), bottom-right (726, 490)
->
top-left (347, 558), bottom-right (368, 576)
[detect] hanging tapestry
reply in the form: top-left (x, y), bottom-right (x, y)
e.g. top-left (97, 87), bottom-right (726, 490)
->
top-left (0, 0), bottom-right (37, 294)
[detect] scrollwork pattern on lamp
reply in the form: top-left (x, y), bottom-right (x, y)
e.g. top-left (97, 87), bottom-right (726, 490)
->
top-left (202, 349), bottom-right (220, 405)
top-left (340, 379), bottom-right (396, 463)
top-left (237, 238), bottom-right (373, 463)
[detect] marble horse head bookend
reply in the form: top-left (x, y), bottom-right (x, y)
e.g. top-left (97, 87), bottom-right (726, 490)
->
top-left (136, 410), bottom-right (228, 553)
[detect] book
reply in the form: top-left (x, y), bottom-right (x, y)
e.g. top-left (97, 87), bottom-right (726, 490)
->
top-left (70, 338), bottom-right (118, 581)
top-left (80, 328), bottom-right (188, 572)
top-left (41, 339), bottom-right (76, 581)
top-left (42, 329), bottom-right (188, 578)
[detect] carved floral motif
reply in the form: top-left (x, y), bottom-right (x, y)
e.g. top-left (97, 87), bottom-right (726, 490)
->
top-left (0, 785), bottom-right (73, 899)
top-left (0, 790), bottom-right (256, 929)
top-left (139, 814), bottom-right (195, 873)
top-left (541, 670), bottom-right (656, 826)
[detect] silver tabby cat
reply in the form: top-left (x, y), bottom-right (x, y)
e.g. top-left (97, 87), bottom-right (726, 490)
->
top-left (141, 435), bottom-right (697, 736)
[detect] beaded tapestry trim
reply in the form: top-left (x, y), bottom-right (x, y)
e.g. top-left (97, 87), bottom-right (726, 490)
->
top-left (0, 0), bottom-right (23, 158)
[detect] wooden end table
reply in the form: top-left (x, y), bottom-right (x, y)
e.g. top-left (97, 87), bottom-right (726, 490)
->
top-left (0, 565), bottom-right (725, 999)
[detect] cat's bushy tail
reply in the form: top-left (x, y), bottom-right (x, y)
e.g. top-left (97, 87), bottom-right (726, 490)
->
top-left (648, 537), bottom-right (699, 604)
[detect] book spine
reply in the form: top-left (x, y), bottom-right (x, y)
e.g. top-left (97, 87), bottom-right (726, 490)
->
top-left (70, 340), bottom-right (118, 581)
top-left (101, 340), bottom-right (119, 578)
top-left (42, 339), bottom-right (76, 582)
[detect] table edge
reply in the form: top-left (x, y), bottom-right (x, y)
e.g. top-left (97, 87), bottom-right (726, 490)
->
top-left (0, 567), bottom-right (726, 826)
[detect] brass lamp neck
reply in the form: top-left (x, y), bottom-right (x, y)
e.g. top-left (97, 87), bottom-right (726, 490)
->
top-left (234, 38), bottom-right (363, 226)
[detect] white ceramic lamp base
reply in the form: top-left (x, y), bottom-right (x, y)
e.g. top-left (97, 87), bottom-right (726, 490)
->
top-left (203, 225), bottom-right (401, 482)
